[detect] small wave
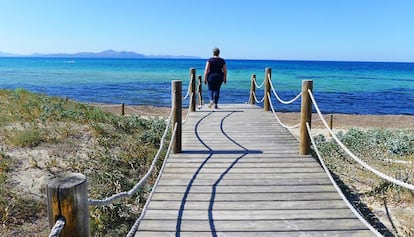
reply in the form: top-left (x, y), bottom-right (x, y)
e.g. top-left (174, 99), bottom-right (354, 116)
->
top-left (63, 60), bottom-right (76, 64)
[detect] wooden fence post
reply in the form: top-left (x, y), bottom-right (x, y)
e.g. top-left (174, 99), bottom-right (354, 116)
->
top-left (197, 75), bottom-right (203, 108)
top-left (190, 68), bottom-right (196, 112)
top-left (264, 68), bottom-right (271, 111)
top-left (299, 80), bottom-right (313, 155)
top-left (172, 80), bottom-right (182, 154)
top-left (121, 102), bottom-right (125, 116)
top-left (47, 173), bottom-right (90, 237)
top-left (250, 74), bottom-right (256, 105)
top-left (329, 114), bottom-right (334, 137)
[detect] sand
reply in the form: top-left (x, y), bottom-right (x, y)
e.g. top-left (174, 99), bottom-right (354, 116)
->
top-left (95, 103), bottom-right (414, 129)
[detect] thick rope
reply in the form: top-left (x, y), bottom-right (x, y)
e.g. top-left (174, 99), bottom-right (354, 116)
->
top-left (252, 91), bottom-right (265, 104)
top-left (126, 122), bottom-right (178, 237)
top-left (269, 78), bottom-right (302, 105)
top-left (88, 109), bottom-right (174, 206)
top-left (182, 92), bottom-right (193, 124)
top-left (48, 217), bottom-right (65, 237)
top-left (306, 123), bottom-right (382, 236)
top-left (253, 78), bottom-right (265, 89)
top-left (308, 89), bottom-right (414, 191)
top-left (267, 93), bottom-right (301, 129)
top-left (183, 74), bottom-right (193, 100)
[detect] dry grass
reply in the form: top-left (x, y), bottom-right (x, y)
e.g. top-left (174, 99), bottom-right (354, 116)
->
top-left (0, 89), bottom-right (168, 236)
top-left (314, 128), bottom-right (414, 236)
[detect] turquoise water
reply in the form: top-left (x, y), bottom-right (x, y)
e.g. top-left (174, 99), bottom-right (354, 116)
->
top-left (0, 57), bottom-right (413, 115)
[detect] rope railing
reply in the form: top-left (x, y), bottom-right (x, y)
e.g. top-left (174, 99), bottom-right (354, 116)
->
top-left (252, 91), bottom-right (265, 104)
top-left (182, 73), bottom-right (194, 100)
top-left (253, 77), bottom-right (265, 89)
top-left (268, 77), bottom-right (302, 105)
top-left (88, 108), bottom-right (174, 206)
top-left (267, 92), bottom-right (301, 129)
top-left (126, 122), bottom-right (178, 237)
top-left (182, 92), bottom-right (194, 124)
top-left (306, 123), bottom-right (382, 236)
top-left (48, 217), bottom-right (65, 237)
top-left (308, 89), bottom-right (414, 191)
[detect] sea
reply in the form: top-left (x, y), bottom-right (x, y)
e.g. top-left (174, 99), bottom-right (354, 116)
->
top-left (0, 57), bottom-right (413, 115)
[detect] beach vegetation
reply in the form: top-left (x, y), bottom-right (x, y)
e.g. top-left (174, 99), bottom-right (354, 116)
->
top-left (314, 128), bottom-right (414, 236)
top-left (0, 89), bottom-right (168, 236)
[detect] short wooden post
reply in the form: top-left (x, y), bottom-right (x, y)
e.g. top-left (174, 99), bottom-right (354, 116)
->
top-left (329, 114), bottom-right (334, 137)
top-left (250, 74), bottom-right (256, 105)
top-left (121, 102), bottom-right (125, 116)
top-left (264, 68), bottom-right (271, 111)
top-left (65, 96), bottom-right (69, 102)
top-left (172, 80), bottom-right (182, 153)
top-left (47, 173), bottom-right (90, 237)
top-left (189, 68), bottom-right (196, 112)
top-left (299, 80), bottom-right (313, 155)
top-left (197, 75), bottom-right (203, 107)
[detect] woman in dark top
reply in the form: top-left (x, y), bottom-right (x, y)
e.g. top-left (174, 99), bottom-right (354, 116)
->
top-left (203, 47), bottom-right (227, 109)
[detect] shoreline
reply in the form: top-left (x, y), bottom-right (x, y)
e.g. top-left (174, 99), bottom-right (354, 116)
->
top-left (93, 103), bottom-right (414, 129)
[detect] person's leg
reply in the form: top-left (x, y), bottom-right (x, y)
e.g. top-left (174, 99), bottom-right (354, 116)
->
top-left (213, 80), bottom-right (223, 108)
top-left (207, 79), bottom-right (214, 108)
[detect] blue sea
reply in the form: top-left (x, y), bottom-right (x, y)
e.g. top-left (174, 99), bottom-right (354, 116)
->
top-left (0, 57), bottom-right (413, 115)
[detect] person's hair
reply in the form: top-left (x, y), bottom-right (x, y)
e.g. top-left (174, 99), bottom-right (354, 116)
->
top-left (213, 47), bottom-right (220, 56)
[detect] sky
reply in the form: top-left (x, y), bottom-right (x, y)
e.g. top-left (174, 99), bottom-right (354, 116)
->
top-left (1, 0), bottom-right (414, 62)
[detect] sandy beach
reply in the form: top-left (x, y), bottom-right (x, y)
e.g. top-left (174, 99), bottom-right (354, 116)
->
top-left (95, 103), bottom-right (414, 130)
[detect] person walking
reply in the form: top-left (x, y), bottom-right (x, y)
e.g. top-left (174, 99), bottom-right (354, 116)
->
top-left (204, 47), bottom-right (227, 109)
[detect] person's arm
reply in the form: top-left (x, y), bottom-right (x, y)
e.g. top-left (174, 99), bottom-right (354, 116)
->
top-left (222, 64), bottom-right (227, 84)
top-left (203, 61), bottom-right (210, 84)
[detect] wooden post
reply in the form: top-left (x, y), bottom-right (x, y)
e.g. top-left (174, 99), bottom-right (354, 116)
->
top-left (189, 68), bottom-right (196, 112)
top-left (172, 80), bottom-right (182, 153)
top-left (250, 74), bottom-right (256, 105)
top-left (299, 80), bottom-right (313, 155)
top-left (121, 102), bottom-right (125, 116)
top-left (264, 68), bottom-right (271, 111)
top-left (329, 114), bottom-right (334, 137)
top-left (47, 173), bottom-right (90, 237)
top-left (197, 75), bottom-right (203, 107)
top-left (65, 96), bottom-right (69, 102)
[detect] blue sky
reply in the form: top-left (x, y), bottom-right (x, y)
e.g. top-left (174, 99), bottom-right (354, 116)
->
top-left (1, 0), bottom-right (413, 62)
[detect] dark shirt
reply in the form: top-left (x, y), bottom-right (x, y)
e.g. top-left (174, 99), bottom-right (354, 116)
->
top-left (208, 57), bottom-right (226, 74)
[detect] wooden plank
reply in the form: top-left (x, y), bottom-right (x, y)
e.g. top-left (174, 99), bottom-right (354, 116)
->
top-left (154, 184), bottom-right (337, 193)
top-left (142, 209), bottom-right (358, 220)
top-left (157, 178), bottom-right (333, 186)
top-left (159, 172), bottom-right (329, 180)
top-left (165, 162), bottom-right (321, 168)
top-left (136, 230), bottom-right (374, 237)
top-left (150, 192), bottom-right (342, 202)
top-left (162, 167), bottom-right (325, 174)
top-left (137, 219), bottom-right (369, 232)
top-left (146, 200), bottom-right (349, 210)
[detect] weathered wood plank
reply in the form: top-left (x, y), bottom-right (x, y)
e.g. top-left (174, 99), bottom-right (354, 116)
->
top-left (149, 192), bottom-right (342, 202)
top-left (146, 200), bottom-right (349, 210)
top-left (156, 177), bottom-right (332, 186)
top-left (136, 230), bottom-right (374, 237)
top-left (154, 184), bottom-right (337, 193)
top-left (159, 172), bottom-right (329, 180)
top-left (137, 219), bottom-right (369, 232)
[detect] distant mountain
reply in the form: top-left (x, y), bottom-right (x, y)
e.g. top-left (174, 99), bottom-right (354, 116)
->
top-left (28, 49), bottom-right (200, 59)
top-left (0, 51), bottom-right (20, 57)
top-left (0, 49), bottom-right (201, 59)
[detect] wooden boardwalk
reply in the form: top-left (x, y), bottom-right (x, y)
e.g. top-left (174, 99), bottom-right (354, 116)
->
top-left (135, 104), bottom-right (375, 236)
